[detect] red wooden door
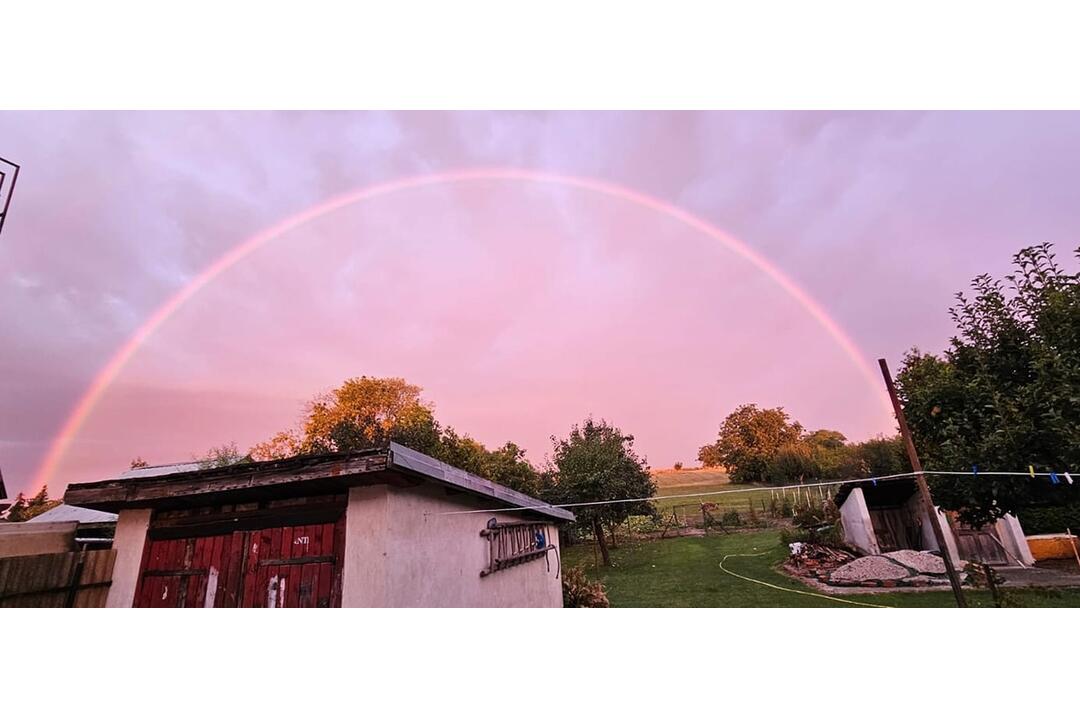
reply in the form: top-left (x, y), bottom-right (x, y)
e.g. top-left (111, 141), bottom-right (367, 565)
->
top-left (135, 516), bottom-right (345, 608)
top-left (239, 521), bottom-right (342, 608)
top-left (136, 533), bottom-right (235, 608)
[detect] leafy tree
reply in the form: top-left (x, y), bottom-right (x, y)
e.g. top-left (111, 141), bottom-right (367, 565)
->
top-left (5, 485), bottom-right (61, 522)
top-left (765, 443), bottom-right (818, 485)
top-left (698, 404), bottom-right (803, 483)
top-left (482, 442), bottom-right (547, 498)
top-left (195, 442), bottom-right (249, 469)
top-left (850, 436), bottom-right (908, 478)
top-left (250, 376), bottom-right (546, 497)
top-left (896, 243), bottom-right (1080, 526)
top-left (547, 418), bottom-right (656, 566)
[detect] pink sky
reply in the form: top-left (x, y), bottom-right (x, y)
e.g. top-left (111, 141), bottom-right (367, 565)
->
top-left (2, 112), bottom-right (1080, 497)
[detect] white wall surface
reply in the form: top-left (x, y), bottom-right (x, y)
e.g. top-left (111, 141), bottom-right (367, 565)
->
top-left (105, 508), bottom-right (151, 608)
top-left (341, 482), bottom-right (564, 607)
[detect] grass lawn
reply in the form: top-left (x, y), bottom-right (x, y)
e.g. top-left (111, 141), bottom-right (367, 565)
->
top-left (563, 529), bottom-right (1080, 608)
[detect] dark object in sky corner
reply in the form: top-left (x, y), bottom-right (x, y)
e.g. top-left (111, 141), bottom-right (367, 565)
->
top-left (0, 156), bottom-right (21, 240)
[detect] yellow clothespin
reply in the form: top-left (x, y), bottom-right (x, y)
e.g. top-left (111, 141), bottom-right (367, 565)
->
top-left (1029, 465), bottom-right (1036, 478)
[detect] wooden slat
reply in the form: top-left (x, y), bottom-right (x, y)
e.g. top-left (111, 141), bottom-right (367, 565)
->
top-left (65, 453), bottom-right (389, 509)
top-left (0, 550), bottom-right (115, 607)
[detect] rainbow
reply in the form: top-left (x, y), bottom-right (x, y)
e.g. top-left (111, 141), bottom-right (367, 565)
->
top-left (31, 168), bottom-right (893, 492)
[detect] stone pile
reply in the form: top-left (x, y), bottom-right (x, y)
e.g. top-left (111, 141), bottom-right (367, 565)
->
top-left (826, 549), bottom-right (963, 588)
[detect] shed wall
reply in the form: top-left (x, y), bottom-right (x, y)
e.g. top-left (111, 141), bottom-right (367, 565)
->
top-left (341, 483), bottom-right (563, 607)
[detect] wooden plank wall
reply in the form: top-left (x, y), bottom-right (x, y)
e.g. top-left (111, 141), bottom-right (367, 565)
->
top-left (0, 549), bottom-right (116, 607)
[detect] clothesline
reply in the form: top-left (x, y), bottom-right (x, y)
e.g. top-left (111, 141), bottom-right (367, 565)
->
top-left (428, 467), bottom-right (1077, 516)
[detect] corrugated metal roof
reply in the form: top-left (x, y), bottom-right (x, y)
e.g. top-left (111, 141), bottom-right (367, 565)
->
top-left (27, 503), bottom-right (118, 524)
top-left (118, 462), bottom-right (202, 479)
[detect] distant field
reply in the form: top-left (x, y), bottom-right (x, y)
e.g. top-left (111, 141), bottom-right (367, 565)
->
top-left (649, 467), bottom-right (775, 517)
top-left (652, 467), bottom-right (730, 488)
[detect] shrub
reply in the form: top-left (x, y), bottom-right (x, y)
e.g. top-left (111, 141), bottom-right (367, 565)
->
top-left (721, 509), bottom-right (742, 526)
top-left (779, 523), bottom-right (847, 550)
top-left (673, 461), bottom-right (683, 471)
top-left (1017, 501), bottom-right (1080, 535)
top-left (562, 566), bottom-right (610, 608)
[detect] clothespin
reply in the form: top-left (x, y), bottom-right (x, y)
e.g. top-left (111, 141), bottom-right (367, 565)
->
top-left (972, 465), bottom-right (978, 477)
top-left (872, 478), bottom-right (878, 487)
top-left (1050, 472), bottom-right (1061, 485)
top-left (1066, 472), bottom-right (1075, 485)
top-left (1029, 465), bottom-right (1036, 478)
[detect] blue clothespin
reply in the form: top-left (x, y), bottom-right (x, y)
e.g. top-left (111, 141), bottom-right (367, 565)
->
top-left (972, 465), bottom-right (978, 477)
top-left (872, 478), bottom-right (878, 487)
top-left (1050, 472), bottom-right (1061, 485)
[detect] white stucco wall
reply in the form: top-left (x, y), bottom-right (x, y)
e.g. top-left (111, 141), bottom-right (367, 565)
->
top-left (105, 508), bottom-right (152, 608)
top-left (838, 488), bottom-right (879, 555)
top-left (341, 483), bottom-right (564, 607)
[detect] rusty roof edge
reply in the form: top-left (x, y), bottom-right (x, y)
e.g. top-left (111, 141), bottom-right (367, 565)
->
top-left (388, 442), bottom-right (575, 522)
top-left (67, 446), bottom-right (392, 492)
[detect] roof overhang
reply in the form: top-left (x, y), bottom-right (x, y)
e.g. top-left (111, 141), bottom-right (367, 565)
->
top-left (63, 443), bottom-right (573, 523)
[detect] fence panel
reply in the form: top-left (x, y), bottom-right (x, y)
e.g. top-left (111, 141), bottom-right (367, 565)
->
top-left (0, 549), bottom-right (116, 608)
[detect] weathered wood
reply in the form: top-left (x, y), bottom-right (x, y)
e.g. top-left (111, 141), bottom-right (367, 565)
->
top-left (0, 549), bottom-right (115, 607)
top-left (65, 452), bottom-right (390, 510)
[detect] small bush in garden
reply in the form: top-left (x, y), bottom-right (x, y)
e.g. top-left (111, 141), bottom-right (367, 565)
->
top-left (780, 523), bottom-right (847, 550)
top-left (562, 566), bottom-right (610, 608)
top-left (721, 509), bottom-right (742, 526)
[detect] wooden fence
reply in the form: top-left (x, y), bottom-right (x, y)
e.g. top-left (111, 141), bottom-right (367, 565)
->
top-left (0, 549), bottom-right (116, 607)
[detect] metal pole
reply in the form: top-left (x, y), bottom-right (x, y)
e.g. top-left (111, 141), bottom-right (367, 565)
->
top-left (879, 358), bottom-right (967, 607)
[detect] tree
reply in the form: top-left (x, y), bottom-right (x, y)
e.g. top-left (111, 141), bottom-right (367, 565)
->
top-left (5, 485), bottom-right (61, 522)
top-left (896, 243), bottom-right (1080, 526)
top-left (129, 457), bottom-right (149, 469)
top-left (250, 375), bottom-right (546, 497)
top-left (765, 443), bottom-right (818, 485)
top-left (195, 442), bottom-right (248, 469)
top-left (547, 418), bottom-right (655, 566)
top-left (698, 404), bottom-right (803, 483)
top-left (251, 376), bottom-right (443, 459)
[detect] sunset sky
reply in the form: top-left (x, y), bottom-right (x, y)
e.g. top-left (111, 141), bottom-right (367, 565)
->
top-left (2, 111), bottom-right (1080, 498)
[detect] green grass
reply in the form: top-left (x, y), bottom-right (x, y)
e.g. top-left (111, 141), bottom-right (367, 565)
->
top-left (563, 530), bottom-right (1080, 608)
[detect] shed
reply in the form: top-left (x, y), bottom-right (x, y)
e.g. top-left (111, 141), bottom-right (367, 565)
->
top-left (64, 442), bottom-right (574, 607)
top-left (835, 480), bottom-right (1034, 567)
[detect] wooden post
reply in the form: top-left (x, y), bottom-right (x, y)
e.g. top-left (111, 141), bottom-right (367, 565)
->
top-left (983, 562), bottom-right (1002, 607)
top-left (1067, 528), bottom-right (1080, 571)
top-left (879, 358), bottom-right (967, 607)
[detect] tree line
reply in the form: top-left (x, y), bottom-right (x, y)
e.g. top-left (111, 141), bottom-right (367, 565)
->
top-left (696, 403), bottom-right (909, 486)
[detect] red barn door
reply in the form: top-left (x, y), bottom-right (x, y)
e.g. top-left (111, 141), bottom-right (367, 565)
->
top-left (134, 499), bottom-right (346, 608)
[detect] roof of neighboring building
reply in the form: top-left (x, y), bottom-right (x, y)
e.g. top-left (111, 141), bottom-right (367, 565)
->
top-left (64, 442), bottom-right (574, 522)
top-left (27, 504), bottom-right (118, 525)
top-left (118, 462), bottom-right (202, 479)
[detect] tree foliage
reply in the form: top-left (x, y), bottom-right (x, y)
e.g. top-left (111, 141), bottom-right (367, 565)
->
top-left (250, 376), bottom-right (544, 496)
top-left (195, 442), bottom-right (248, 470)
top-left (5, 485), bottom-right (61, 522)
top-left (896, 243), bottom-right (1080, 526)
top-left (698, 404), bottom-right (803, 482)
top-left (546, 417), bottom-right (656, 566)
